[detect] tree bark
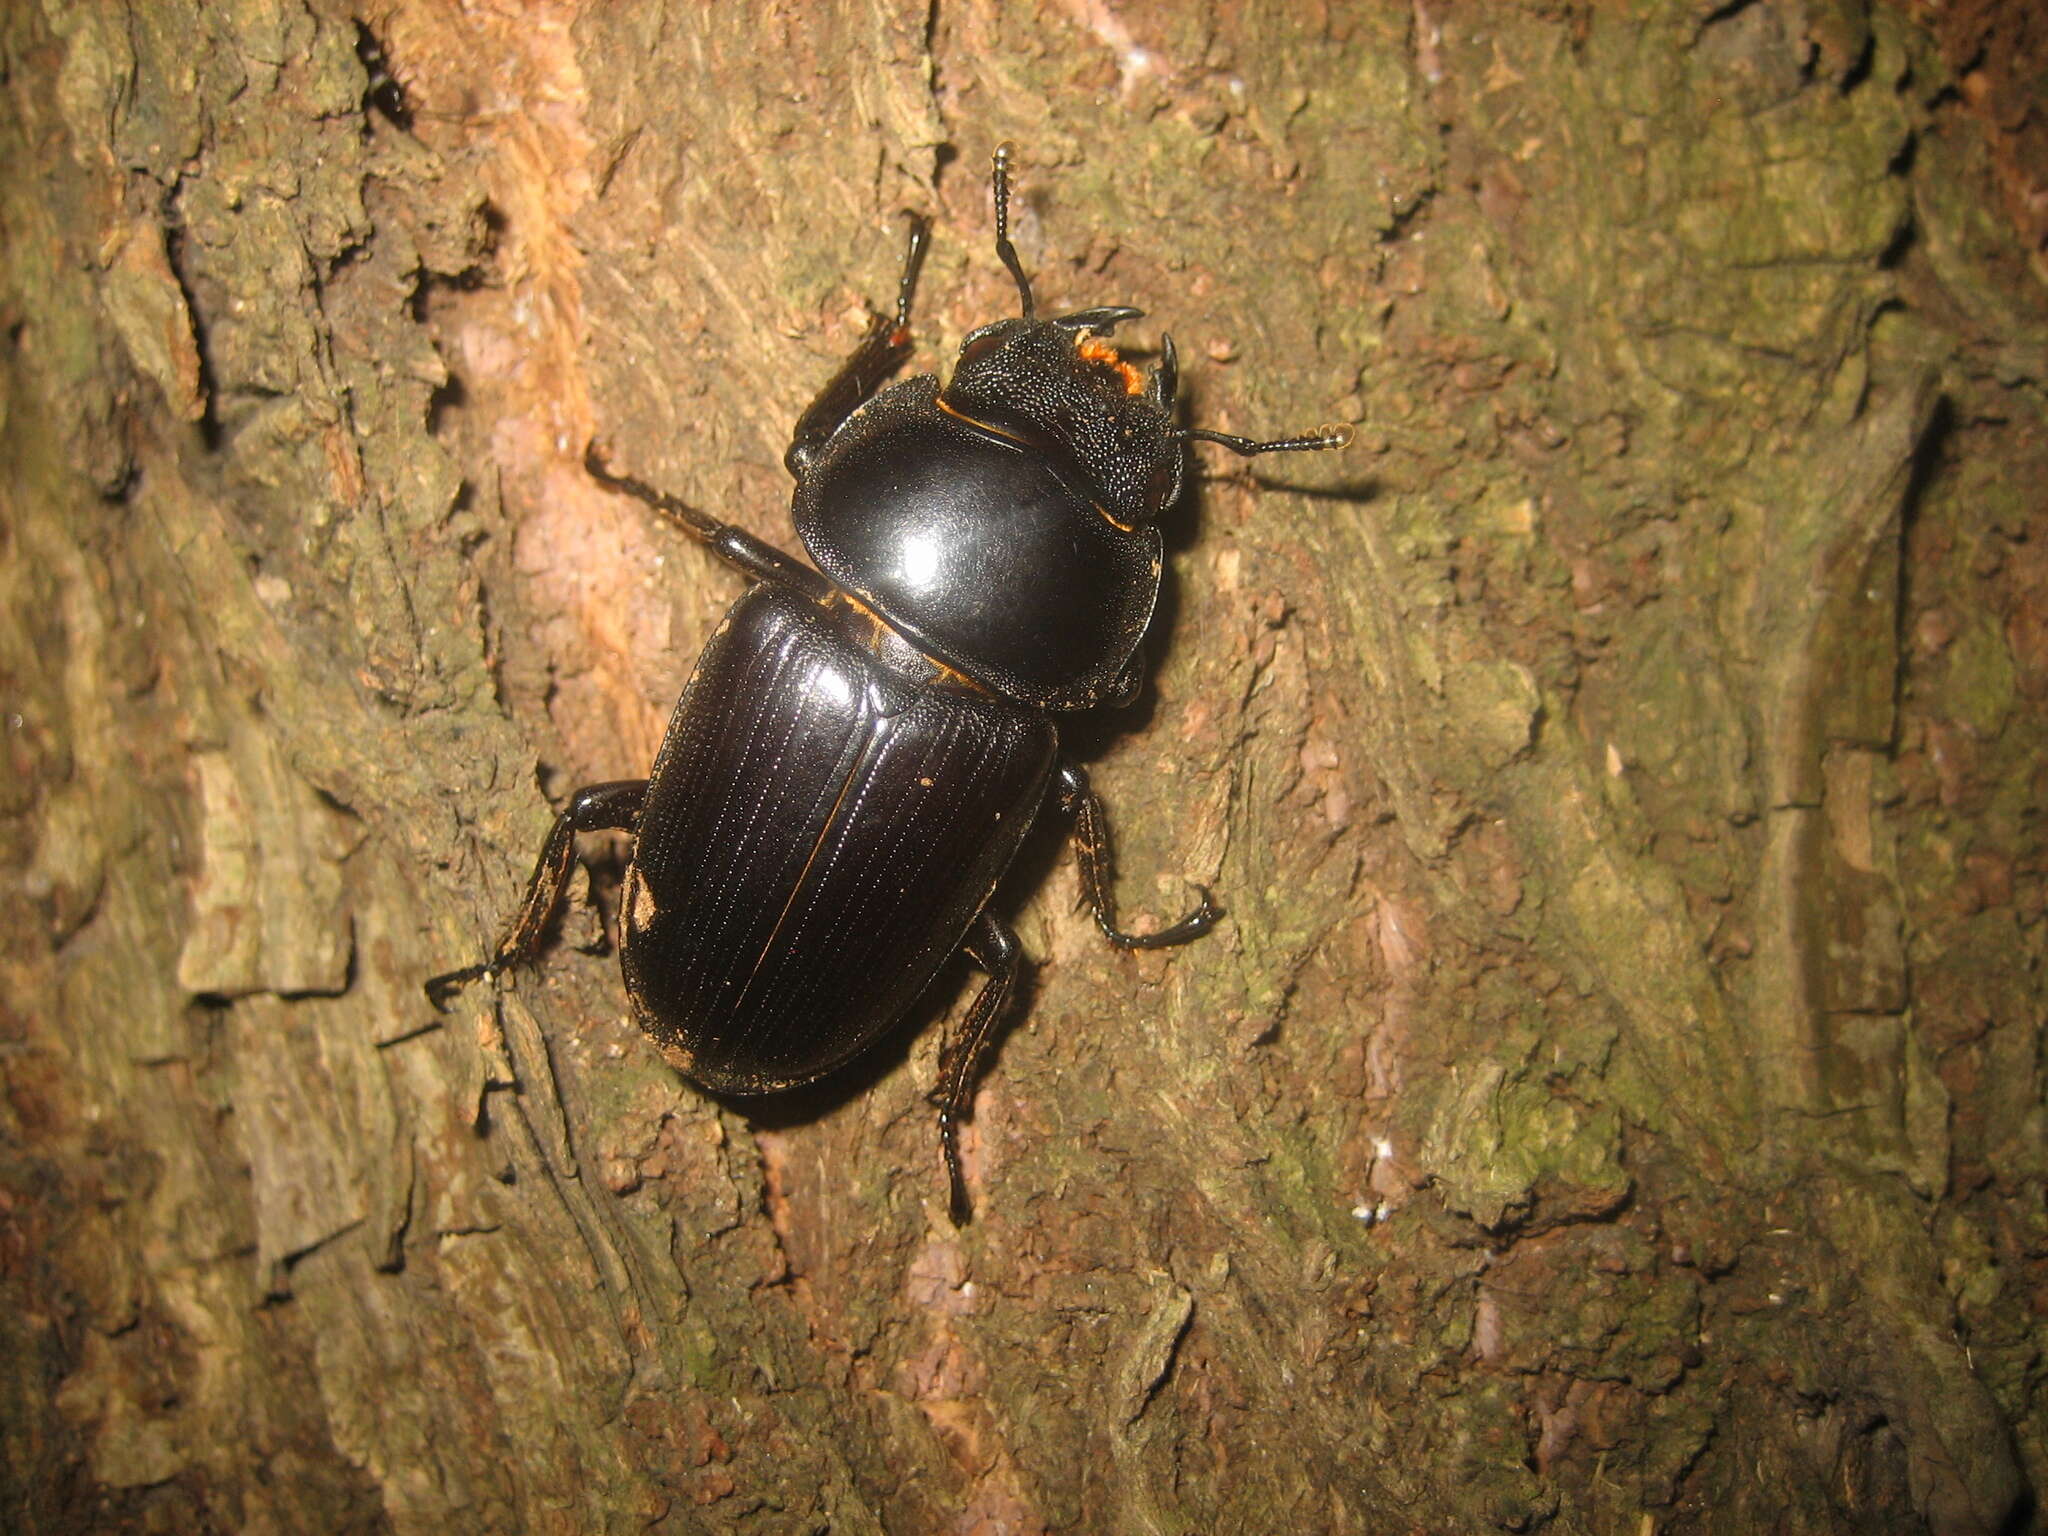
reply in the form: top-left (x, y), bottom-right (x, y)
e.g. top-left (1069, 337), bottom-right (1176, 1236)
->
top-left (4, 2), bottom-right (2043, 1532)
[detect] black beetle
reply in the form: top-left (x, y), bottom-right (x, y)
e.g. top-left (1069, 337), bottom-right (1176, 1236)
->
top-left (428, 145), bottom-right (1348, 1220)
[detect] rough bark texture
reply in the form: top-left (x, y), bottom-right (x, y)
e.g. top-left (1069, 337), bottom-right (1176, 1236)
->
top-left (3, 2), bottom-right (2044, 1533)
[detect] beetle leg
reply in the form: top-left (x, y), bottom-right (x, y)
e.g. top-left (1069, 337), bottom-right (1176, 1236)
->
top-left (425, 779), bottom-right (648, 1008)
top-left (785, 214), bottom-right (931, 479)
top-left (584, 444), bottom-right (836, 602)
top-left (934, 910), bottom-right (1022, 1224)
top-left (1056, 760), bottom-right (1220, 949)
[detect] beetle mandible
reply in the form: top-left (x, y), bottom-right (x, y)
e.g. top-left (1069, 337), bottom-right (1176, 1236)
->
top-left (428, 145), bottom-right (1349, 1220)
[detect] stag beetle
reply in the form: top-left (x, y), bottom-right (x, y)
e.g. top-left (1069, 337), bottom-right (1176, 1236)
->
top-left (428, 145), bottom-right (1348, 1220)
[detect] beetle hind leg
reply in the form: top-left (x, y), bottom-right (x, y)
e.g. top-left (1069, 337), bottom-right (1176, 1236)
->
top-left (425, 779), bottom-right (648, 1008)
top-left (932, 911), bottom-right (1022, 1224)
top-left (1057, 760), bottom-right (1221, 949)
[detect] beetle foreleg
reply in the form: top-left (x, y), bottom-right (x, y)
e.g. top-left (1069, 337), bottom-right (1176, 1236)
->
top-left (1056, 760), bottom-right (1220, 949)
top-left (425, 779), bottom-right (648, 1008)
top-left (785, 214), bottom-right (931, 479)
top-left (933, 910), bottom-right (1021, 1224)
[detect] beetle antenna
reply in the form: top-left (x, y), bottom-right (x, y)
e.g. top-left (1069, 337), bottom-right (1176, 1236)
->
top-left (1183, 423), bottom-right (1355, 456)
top-left (991, 142), bottom-right (1035, 321)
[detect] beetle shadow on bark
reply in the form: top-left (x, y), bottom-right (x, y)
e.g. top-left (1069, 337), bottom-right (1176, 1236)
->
top-left (1238, 471), bottom-right (1380, 504)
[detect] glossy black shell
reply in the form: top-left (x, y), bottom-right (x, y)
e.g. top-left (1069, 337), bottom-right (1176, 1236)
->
top-left (621, 581), bottom-right (1056, 1090)
top-left (795, 376), bottom-right (1162, 710)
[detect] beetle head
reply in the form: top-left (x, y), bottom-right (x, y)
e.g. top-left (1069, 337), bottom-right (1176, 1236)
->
top-left (937, 144), bottom-right (1350, 527)
top-left (939, 313), bottom-right (1187, 528)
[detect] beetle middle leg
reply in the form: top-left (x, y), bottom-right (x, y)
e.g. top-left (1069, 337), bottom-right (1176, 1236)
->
top-left (425, 778), bottom-right (647, 1007)
top-left (1056, 761), bottom-right (1220, 948)
top-left (933, 910), bottom-right (1021, 1224)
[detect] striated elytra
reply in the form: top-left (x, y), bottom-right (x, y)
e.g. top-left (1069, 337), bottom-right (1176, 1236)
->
top-left (428, 145), bottom-right (1349, 1221)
